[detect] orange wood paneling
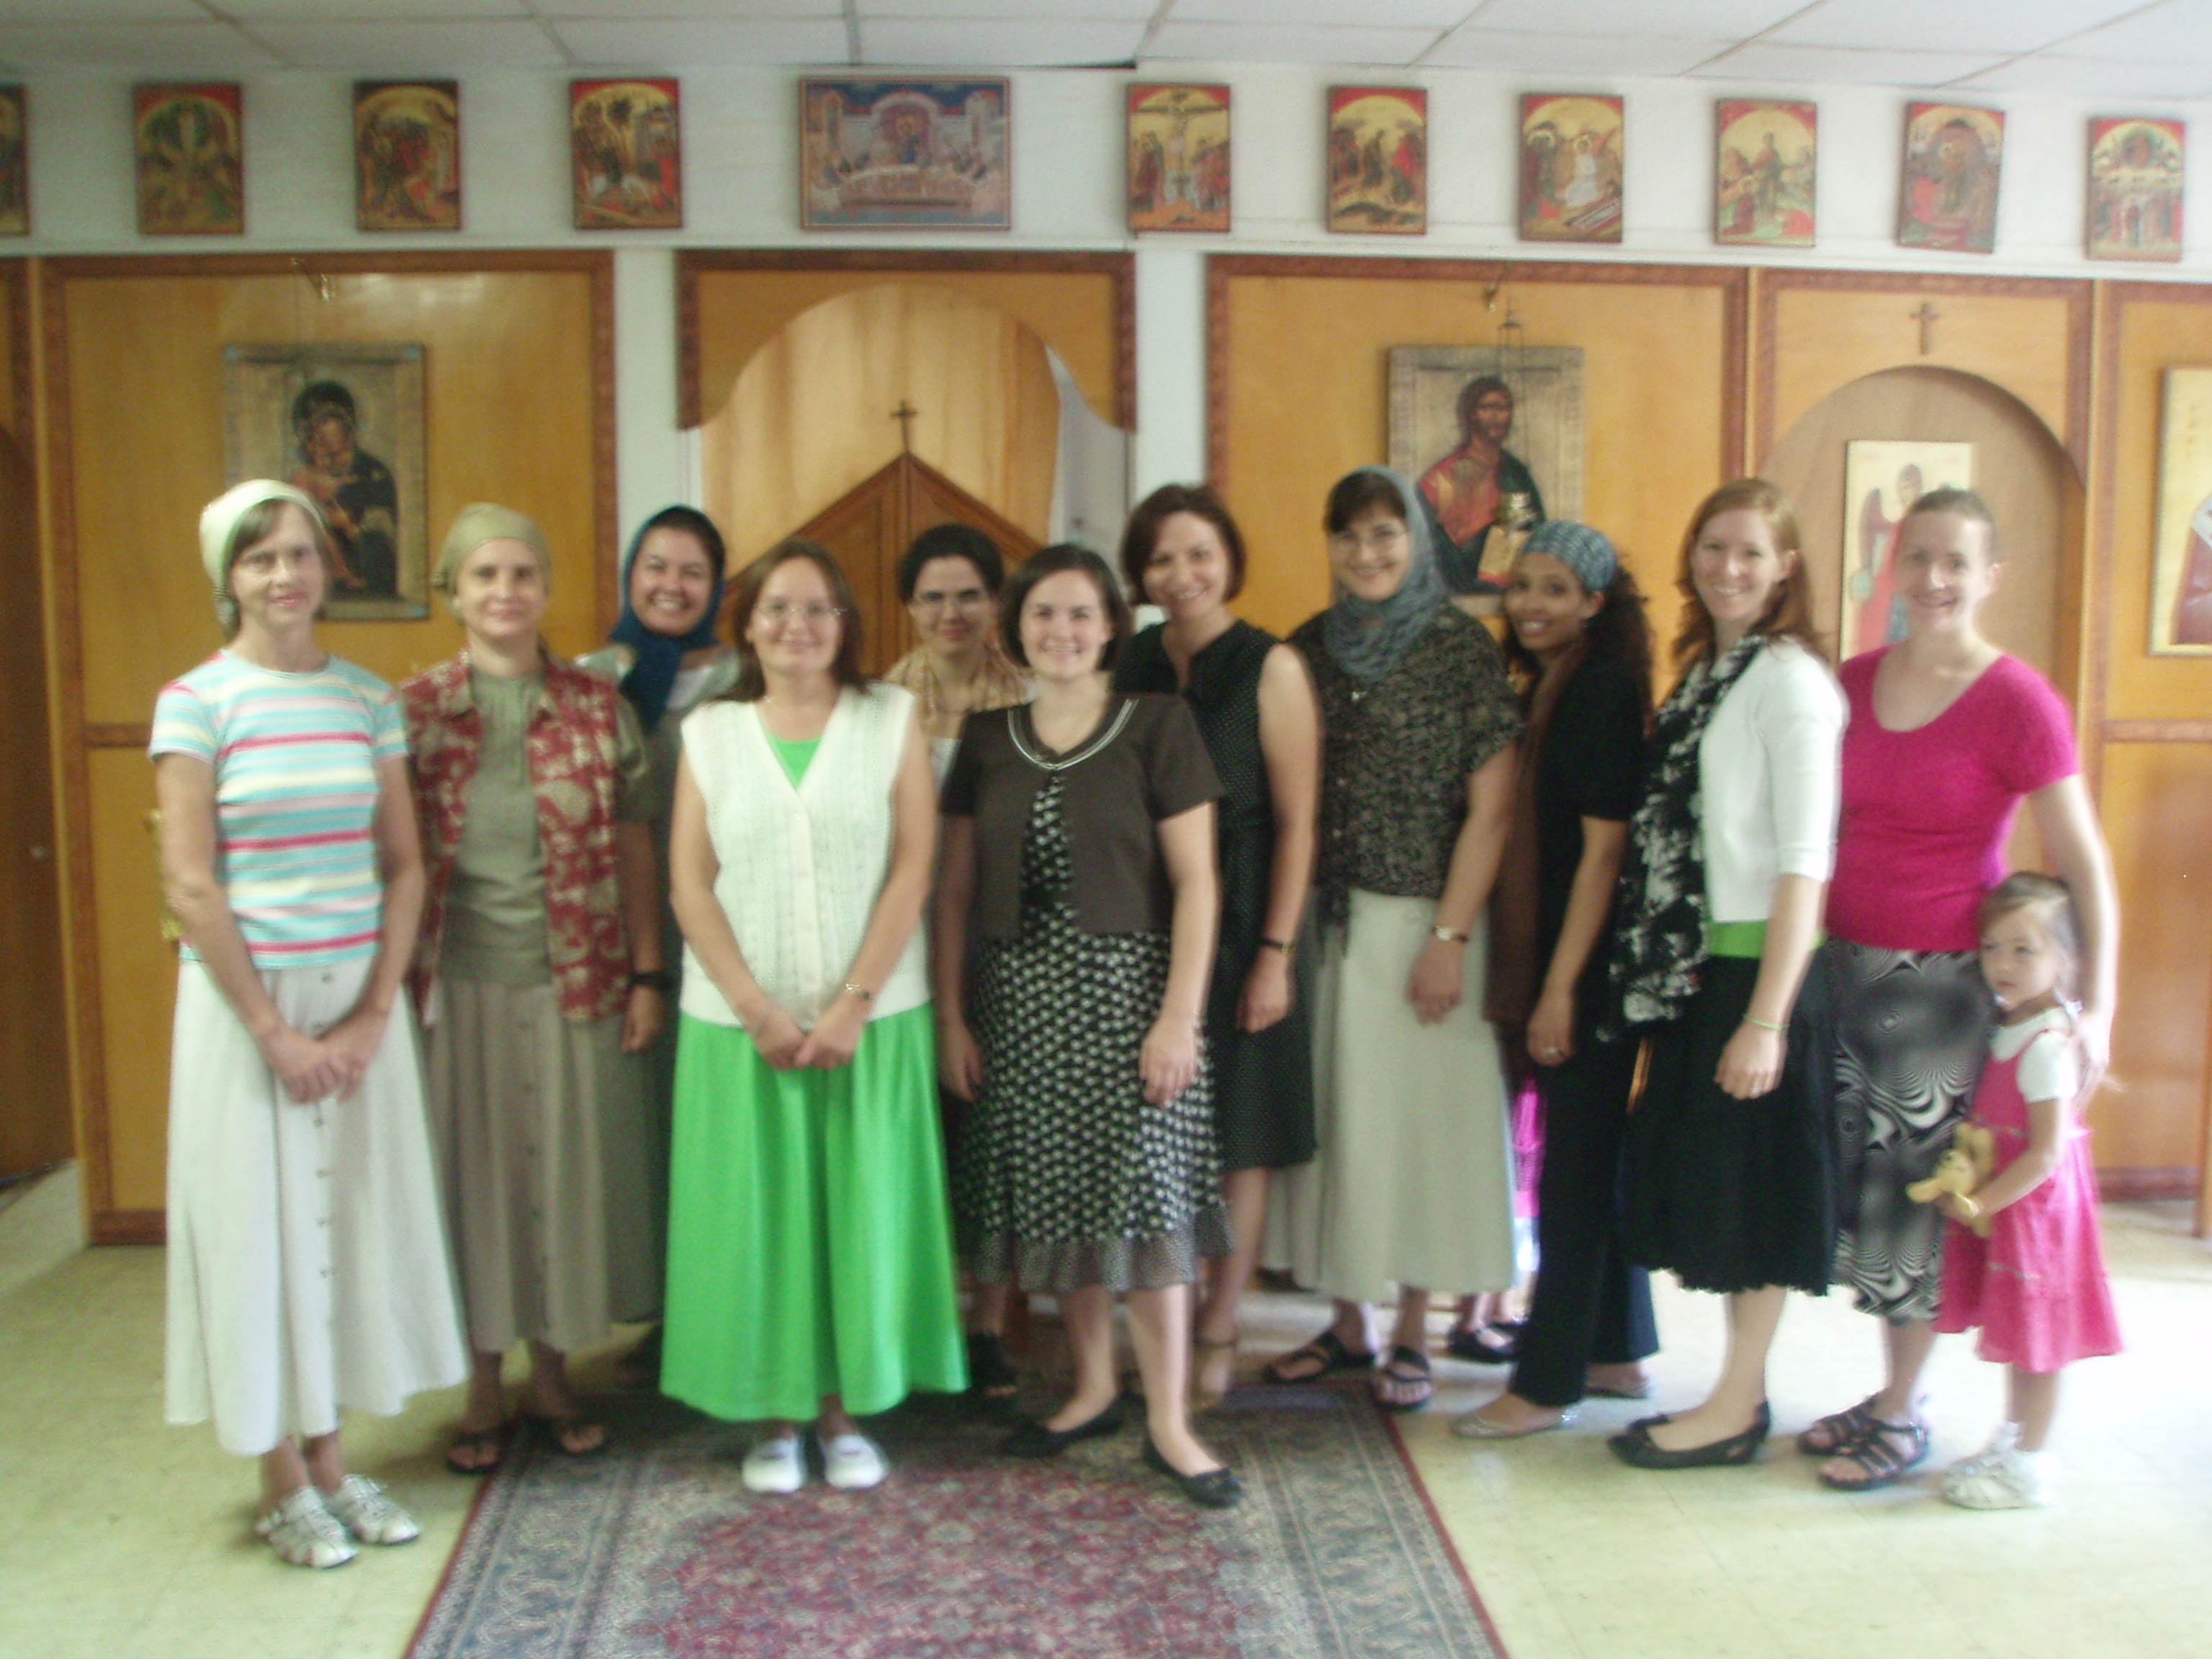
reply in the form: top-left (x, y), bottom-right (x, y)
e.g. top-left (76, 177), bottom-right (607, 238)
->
top-left (683, 253), bottom-right (1132, 432)
top-left (1209, 258), bottom-right (1744, 645)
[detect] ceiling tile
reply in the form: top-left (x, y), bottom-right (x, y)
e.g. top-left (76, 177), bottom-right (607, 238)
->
top-left (552, 18), bottom-right (851, 66)
top-left (251, 21), bottom-right (565, 71)
top-left (1951, 54), bottom-right (2212, 100)
top-left (1171, 0), bottom-right (1469, 23)
top-left (0, 0), bottom-right (210, 19)
top-left (2064, 1), bottom-right (2212, 68)
top-left (1426, 28), bottom-right (1735, 76)
top-left (0, 22), bottom-right (279, 74)
top-left (858, 19), bottom-right (1146, 66)
top-left (546, 0), bottom-right (842, 16)
top-left (1456, 0), bottom-right (1806, 35)
top-left (856, 0), bottom-right (1154, 16)
top-left (1690, 41), bottom-right (2010, 86)
top-left (1766, 0), bottom-right (2150, 56)
top-left (224, 0), bottom-right (528, 18)
top-left (1144, 21), bottom-right (1445, 66)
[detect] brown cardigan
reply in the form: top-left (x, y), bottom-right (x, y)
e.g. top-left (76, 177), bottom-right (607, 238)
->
top-left (943, 694), bottom-right (1221, 939)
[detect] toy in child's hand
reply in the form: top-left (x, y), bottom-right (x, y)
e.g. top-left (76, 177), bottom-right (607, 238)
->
top-left (1906, 1122), bottom-right (1997, 1237)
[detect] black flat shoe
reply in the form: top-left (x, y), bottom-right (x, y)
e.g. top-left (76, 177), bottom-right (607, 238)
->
top-left (1142, 1434), bottom-right (1244, 1510)
top-left (1608, 1402), bottom-right (1771, 1470)
top-left (997, 1400), bottom-right (1126, 1458)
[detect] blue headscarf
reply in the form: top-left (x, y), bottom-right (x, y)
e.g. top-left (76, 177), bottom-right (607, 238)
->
top-left (607, 505), bottom-right (727, 732)
top-left (1321, 465), bottom-right (1450, 683)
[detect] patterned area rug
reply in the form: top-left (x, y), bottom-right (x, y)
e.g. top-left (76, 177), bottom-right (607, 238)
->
top-left (408, 1382), bottom-right (1506, 1659)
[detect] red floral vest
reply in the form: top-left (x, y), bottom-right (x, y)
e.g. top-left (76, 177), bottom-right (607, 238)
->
top-left (400, 652), bottom-right (632, 1020)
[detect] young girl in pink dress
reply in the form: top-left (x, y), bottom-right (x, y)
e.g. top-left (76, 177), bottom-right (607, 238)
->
top-left (1932, 873), bottom-right (2122, 1509)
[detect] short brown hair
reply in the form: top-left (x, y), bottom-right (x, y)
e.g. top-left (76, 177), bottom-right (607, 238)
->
top-left (726, 539), bottom-right (868, 700)
top-left (1670, 477), bottom-right (1827, 670)
top-left (999, 543), bottom-right (1133, 672)
top-left (1119, 482), bottom-right (1246, 602)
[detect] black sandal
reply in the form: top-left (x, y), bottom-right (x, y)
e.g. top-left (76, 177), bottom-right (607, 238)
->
top-left (966, 1331), bottom-right (1020, 1406)
top-left (1372, 1345), bottom-right (1434, 1412)
top-left (1816, 1417), bottom-right (1930, 1491)
top-left (1262, 1328), bottom-right (1378, 1385)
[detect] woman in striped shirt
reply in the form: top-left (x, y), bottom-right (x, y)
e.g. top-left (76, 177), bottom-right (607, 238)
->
top-left (153, 480), bottom-right (466, 1570)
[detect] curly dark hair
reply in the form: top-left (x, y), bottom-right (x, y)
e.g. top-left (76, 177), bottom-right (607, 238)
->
top-left (1501, 563), bottom-right (1655, 718)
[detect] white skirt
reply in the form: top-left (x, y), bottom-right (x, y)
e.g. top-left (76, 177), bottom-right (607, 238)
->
top-left (165, 958), bottom-right (468, 1457)
top-left (1267, 889), bottom-right (1517, 1304)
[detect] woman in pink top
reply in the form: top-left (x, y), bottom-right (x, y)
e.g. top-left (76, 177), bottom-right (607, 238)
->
top-left (1801, 487), bottom-right (2119, 1492)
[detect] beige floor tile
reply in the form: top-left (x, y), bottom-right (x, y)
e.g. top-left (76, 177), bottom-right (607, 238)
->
top-left (0, 1619), bottom-right (153, 1659)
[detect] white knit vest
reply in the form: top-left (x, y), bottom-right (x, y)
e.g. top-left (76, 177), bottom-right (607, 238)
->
top-left (678, 684), bottom-right (928, 1028)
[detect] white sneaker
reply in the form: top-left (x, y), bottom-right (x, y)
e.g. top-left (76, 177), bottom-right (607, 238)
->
top-left (822, 1433), bottom-right (888, 1491)
top-left (1946, 1421), bottom-right (2022, 1483)
top-left (255, 1486), bottom-right (356, 1569)
top-left (742, 1433), bottom-right (807, 1495)
top-left (1942, 1445), bottom-right (2049, 1510)
top-left (320, 1475), bottom-right (420, 1545)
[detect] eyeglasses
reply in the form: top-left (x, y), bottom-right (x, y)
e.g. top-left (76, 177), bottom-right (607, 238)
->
top-left (1328, 525), bottom-right (1408, 556)
top-left (911, 591), bottom-right (990, 613)
top-left (757, 600), bottom-right (846, 625)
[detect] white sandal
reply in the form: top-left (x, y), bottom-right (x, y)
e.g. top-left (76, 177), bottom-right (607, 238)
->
top-left (255, 1486), bottom-right (356, 1570)
top-left (320, 1475), bottom-right (420, 1545)
top-left (741, 1433), bottom-right (807, 1495)
top-left (822, 1433), bottom-right (888, 1491)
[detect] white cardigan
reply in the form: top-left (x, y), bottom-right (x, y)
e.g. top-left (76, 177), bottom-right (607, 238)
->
top-left (1696, 638), bottom-right (1846, 925)
top-left (678, 684), bottom-right (929, 1028)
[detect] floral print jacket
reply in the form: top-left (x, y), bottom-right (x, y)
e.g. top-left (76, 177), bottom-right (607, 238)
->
top-left (400, 652), bottom-right (646, 1021)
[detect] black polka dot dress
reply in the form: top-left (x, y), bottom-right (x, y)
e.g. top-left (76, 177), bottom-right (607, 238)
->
top-left (956, 773), bottom-right (1231, 1293)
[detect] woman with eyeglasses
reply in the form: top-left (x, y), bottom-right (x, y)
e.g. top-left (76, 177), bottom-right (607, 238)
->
top-left (661, 541), bottom-right (965, 1495)
top-left (1264, 467), bottom-right (1523, 1415)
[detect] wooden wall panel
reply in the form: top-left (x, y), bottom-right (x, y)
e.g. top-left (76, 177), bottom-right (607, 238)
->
top-left (85, 750), bottom-right (171, 1215)
top-left (2091, 741), bottom-right (2212, 1184)
top-left (703, 283), bottom-right (1060, 567)
top-left (681, 252), bottom-right (1133, 432)
top-left (60, 264), bottom-right (609, 724)
top-left (1208, 258), bottom-right (1744, 644)
top-left (2095, 287), bottom-right (2212, 726)
top-left (44, 252), bottom-right (615, 1238)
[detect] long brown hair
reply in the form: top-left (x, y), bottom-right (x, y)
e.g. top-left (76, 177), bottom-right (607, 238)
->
top-left (725, 539), bottom-right (868, 701)
top-left (1669, 477), bottom-right (1827, 670)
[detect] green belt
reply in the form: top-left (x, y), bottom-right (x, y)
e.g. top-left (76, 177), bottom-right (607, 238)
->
top-left (1705, 920), bottom-right (1824, 958)
top-left (1706, 920), bottom-right (1766, 958)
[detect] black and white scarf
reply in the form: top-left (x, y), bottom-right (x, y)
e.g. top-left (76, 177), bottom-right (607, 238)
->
top-left (1602, 631), bottom-right (1767, 1040)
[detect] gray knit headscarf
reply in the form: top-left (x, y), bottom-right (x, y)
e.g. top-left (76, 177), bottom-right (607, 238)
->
top-left (1321, 464), bottom-right (1449, 683)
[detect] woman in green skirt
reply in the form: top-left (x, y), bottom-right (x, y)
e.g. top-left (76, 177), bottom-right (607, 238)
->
top-left (663, 540), bottom-right (965, 1493)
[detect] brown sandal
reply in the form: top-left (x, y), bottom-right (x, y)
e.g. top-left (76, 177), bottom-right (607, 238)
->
top-left (1796, 1394), bottom-right (1882, 1457)
top-left (1817, 1417), bottom-right (1930, 1491)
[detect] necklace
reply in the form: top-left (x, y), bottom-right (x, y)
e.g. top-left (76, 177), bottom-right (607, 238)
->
top-left (1010, 698), bottom-right (1133, 772)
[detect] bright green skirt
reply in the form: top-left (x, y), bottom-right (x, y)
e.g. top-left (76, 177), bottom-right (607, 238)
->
top-left (661, 1007), bottom-right (967, 1421)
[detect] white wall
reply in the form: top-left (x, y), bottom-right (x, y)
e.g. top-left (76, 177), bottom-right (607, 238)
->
top-left (16, 62), bottom-right (2211, 539)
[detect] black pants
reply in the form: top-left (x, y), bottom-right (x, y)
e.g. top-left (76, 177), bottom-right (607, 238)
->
top-left (1509, 1033), bottom-right (1659, 1408)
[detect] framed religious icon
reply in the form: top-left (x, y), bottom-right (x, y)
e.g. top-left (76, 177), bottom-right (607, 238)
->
top-left (1519, 94), bottom-right (1622, 243)
top-left (572, 78), bottom-right (683, 230)
top-left (354, 81), bottom-right (460, 232)
top-left (2087, 117), bottom-right (2182, 262)
top-left (1715, 99), bottom-right (1814, 248)
top-left (0, 87), bottom-right (25, 235)
top-left (1898, 102), bottom-right (2003, 253)
top-left (801, 77), bottom-right (1010, 230)
top-left (1128, 84), bottom-right (1229, 233)
top-left (135, 82), bottom-right (243, 235)
top-left (1328, 86), bottom-right (1426, 235)
top-left (1840, 441), bottom-right (1974, 657)
top-left (2152, 368), bottom-right (2212, 654)
top-left (1388, 345), bottom-right (1586, 608)
top-left (222, 343), bottom-right (430, 622)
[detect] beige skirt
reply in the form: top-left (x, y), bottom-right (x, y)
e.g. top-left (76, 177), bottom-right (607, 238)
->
top-left (425, 976), bottom-right (652, 1354)
top-left (1266, 889), bottom-right (1517, 1304)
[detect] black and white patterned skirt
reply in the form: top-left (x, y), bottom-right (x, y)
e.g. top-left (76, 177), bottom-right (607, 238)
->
top-left (954, 776), bottom-right (1229, 1293)
top-left (1825, 939), bottom-right (1993, 1322)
